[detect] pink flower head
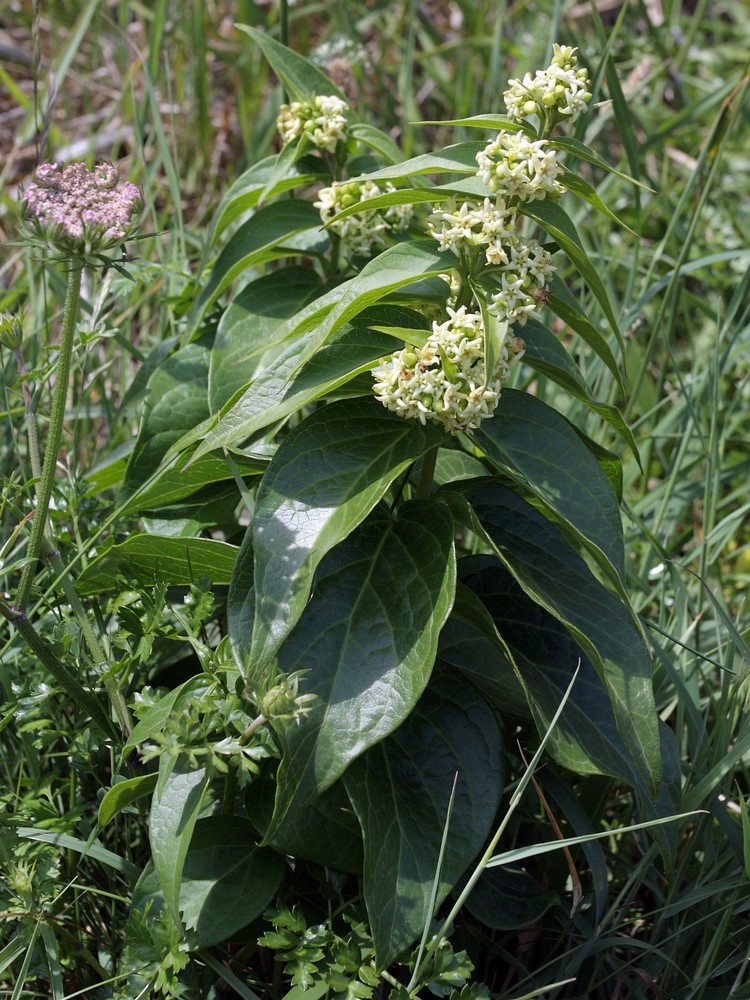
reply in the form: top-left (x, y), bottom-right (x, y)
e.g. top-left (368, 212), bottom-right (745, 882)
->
top-left (20, 162), bottom-right (141, 259)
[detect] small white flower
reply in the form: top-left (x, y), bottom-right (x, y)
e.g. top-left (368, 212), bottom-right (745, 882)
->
top-left (476, 132), bottom-right (564, 202)
top-left (276, 94), bottom-right (351, 152)
top-left (315, 179), bottom-right (411, 255)
top-left (503, 45), bottom-right (592, 124)
top-left (372, 305), bottom-right (525, 434)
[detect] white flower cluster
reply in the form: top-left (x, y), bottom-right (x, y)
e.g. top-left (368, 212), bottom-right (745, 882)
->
top-left (487, 237), bottom-right (554, 324)
top-left (372, 306), bottom-right (525, 434)
top-left (503, 44), bottom-right (592, 124)
top-left (315, 179), bottom-right (412, 256)
top-left (476, 131), bottom-right (564, 202)
top-left (276, 94), bottom-right (350, 153)
top-left (427, 197), bottom-right (518, 266)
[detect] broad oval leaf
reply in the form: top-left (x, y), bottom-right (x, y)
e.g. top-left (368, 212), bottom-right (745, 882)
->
top-left (344, 672), bottom-right (502, 969)
top-left (233, 396), bottom-right (448, 676)
top-left (353, 142), bottom-right (484, 184)
top-left (474, 389), bottom-right (625, 586)
top-left (246, 775), bottom-right (364, 874)
top-left (98, 774), bottom-right (158, 828)
top-left (120, 342), bottom-right (210, 503)
top-left (264, 500), bottom-right (457, 841)
top-left (465, 866), bottom-right (558, 931)
top-left (180, 816), bottom-right (285, 947)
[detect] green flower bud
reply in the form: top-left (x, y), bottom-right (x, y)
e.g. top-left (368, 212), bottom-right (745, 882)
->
top-left (0, 312), bottom-right (23, 350)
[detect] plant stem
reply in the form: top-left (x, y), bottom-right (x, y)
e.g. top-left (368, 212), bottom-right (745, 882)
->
top-left (16, 262), bottom-right (82, 610)
top-left (416, 447), bottom-right (438, 500)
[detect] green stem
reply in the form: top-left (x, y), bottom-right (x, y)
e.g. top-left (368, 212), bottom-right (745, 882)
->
top-left (16, 262), bottom-right (82, 610)
top-left (416, 447), bottom-right (438, 500)
top-left (0, 599), bottom-right (115, 737)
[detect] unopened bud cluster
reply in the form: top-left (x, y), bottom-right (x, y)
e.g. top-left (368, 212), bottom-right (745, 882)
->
top-left (19, 162), bottom-right (141, 259)
top-left (315, 180), bottom-right (412, 255)
top-left (373, 306), bottom-right (525, 434)
top-left (503, 43), bottom-right (592, 124)
top-left (276, 94), bottom-right (351, 153)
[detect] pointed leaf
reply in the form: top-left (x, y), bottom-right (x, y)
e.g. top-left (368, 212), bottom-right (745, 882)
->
top-left (263, 502), bottom-right (456, 839)
top-left (465, 867), bottom-right (558, 931)
top-left (349, 122), bottom-right (403, 164)
top-left (278, 241), bottom-right (458, 382)
top-left (558, 168), bottom-right (635, 234)
top-left (447, 483), bottom-right (661, 795)
top-left (237, 24), bottom-right (348, 104)
top-left (232, 397), bottom-right (448, 677)
top-left (193, 306), bottom-right (425, 463)
top-left (150, 757), bottom-right (208, 925)
top-left (520, 320), bottom-right (639, 463)
top-left (474, 389), bottom-right (625, 585)
top-left (206, 154), bottom-right (326, 249)
top-left (189, 199), bottom-right (324, 332)
top-left (353, 142), bottom-right (484, 184)
top-left (77, 534), bottom-right (238, 594)
top-left (520, 199), bottom-right (623, 352)
top-left (545, 273), bottom-right (624, 391)
top-left (99, 774), bottom-right (158, 828)
top-left (344, 673), bottom-right (502, 968)
top-left (549, 136), bottom-right (653, 191)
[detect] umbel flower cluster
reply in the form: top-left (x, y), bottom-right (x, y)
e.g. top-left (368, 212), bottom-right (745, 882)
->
top-left (276, 94), bottom-right (350, 153)
top-left (19, 162), bottom-right (141, 259)
top-left (374, 45), bottom-right (590, 434)
top-left (315, 180), bottom-right (412, 255)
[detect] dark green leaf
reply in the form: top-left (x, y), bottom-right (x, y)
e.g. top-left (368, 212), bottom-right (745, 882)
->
top-left (447, 483), bottom-right (661, 795)
top-left (189, 200), bottom-right (324, 333)
top-left (344, 673), bottom-right (502, 968)
top-left (349, 122), bottom-right (403, 164)
top-left (120, 343), bottom-right (210, 503)
top-left (265, 501), bottom-right (456, 840)
top-left (209, 266), bottom-right (322, 411)
top-left (545, 274), bottom-right (624, 392)
top-left (77, 534), bottom-right (238, 594)
top-left (180, 816), bottom-right (284, 947)
top-left (520, 199), bottom-right (623, 353)
top-left (231, 397), bottom-right (447, 678)
top-left (474, 389), bottom-right (625, 586)
top-left (549, 137), bottom-right (652, 191)
top-left (246, 776), bottom-right (363, 873)
top-left (521, 320), bottom-right (639, 465)
top-left (465, 867), bottom-right (558, 931)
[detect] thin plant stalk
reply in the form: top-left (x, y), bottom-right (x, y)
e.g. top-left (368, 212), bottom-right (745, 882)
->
top-left (16, 262), bottom-right (82, 610)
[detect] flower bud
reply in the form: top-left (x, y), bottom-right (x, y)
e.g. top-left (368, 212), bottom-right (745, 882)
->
top-left (0, 312), bottom-right (23, 350)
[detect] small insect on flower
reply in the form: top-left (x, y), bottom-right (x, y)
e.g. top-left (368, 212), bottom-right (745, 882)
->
top-left (19, 161), bottom-right (142, 262)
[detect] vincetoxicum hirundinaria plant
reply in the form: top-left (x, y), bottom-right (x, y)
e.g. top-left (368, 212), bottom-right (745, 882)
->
top-left (88, 34), bottom-right (683, 997)
top-left (2, 162), bottom-right (140, 732)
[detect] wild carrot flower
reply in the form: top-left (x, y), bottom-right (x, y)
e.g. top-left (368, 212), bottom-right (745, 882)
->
top-left (19, 162), bottom-right (141, 261)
